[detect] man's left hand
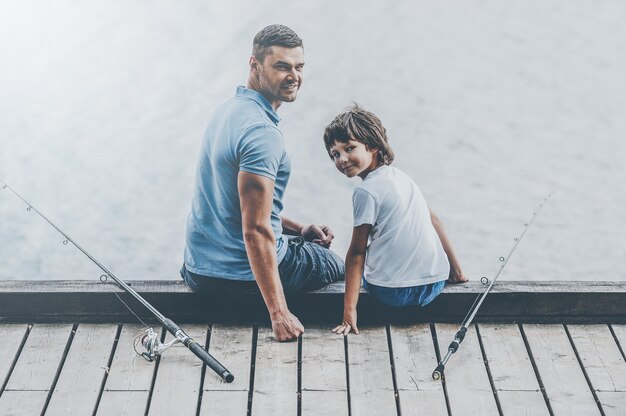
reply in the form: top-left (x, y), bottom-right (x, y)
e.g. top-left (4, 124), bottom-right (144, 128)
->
top-left (301, 224), bottom-right (334, 247)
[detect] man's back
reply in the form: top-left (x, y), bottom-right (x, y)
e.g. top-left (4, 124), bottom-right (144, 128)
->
top-left (184, 86), bottom-right (290, 280)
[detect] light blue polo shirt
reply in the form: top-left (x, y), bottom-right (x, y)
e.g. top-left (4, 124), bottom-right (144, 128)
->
top-left (184, 86), bottom-right (290, 280)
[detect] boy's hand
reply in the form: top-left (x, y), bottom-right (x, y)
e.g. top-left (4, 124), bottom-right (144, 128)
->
top-left (447, 267), bottom-right (469, 284)
top-left (332, 309), bottom-right (359, 336)
top-left (301, 224), bottom-right (334, 247)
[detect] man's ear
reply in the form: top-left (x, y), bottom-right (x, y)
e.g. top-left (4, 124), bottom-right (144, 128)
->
top-left (249, 56), bottom-right (259, 73)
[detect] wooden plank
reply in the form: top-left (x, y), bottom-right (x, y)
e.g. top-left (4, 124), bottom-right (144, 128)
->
top-left (568, 325), bottom-right (626, 416)
top-left (96, 391), bottom-right (150, 415)
top-left (389, 324), bottom-right (447, 416)
top-left (148, 325), bottom-right (207, 414)
top-left (612, 324), bottom-right (626, 353)
top-left (347, 327), bottom-right (396, 416)
top-left (301, 327), bottom-right (348, 416)
top-left (203, 324), bottom-right (252, 391)
top-left (3, 280), bottom-right (626, 324)
top-left (200, 324), bottom-right (252, 416)
top-left (478, 324), bottom-right (549, 415)
top-left (302, 391), bottom-right (349, 416)
top-left (251, 327), bottom-right (297, 416)
top-left (568, 325), bottom-right (626, 391)
top-left (199, 391), bottom-right (249, 416)
top-left (0, 391), bottom-right (49, 415)
top-left (596, 392), bottom-right (626, 416)
top-left (45, 324), bottom-right (118, 415)
top-left (523, 324), bottom-right (601, 415)
top-left (435, 323), bottom-right (498, 415)
top-left (0, 324), bottom-right (29, 387)
top-left (3, 324), bottom-right (73, 391)
top-left (102, 324), bottom-right (155, 391)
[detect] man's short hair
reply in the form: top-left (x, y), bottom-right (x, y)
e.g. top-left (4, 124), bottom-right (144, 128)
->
top-left (252, 24), bottom-right (303, 63)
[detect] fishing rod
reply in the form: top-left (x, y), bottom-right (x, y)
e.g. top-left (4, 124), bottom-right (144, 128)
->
top-left (432, 192), bottom-right (553, 381)
top-left (0, 179), bottom-right (234, 383)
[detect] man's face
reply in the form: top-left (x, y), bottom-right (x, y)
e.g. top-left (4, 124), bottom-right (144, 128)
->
top-left (251, 46), bottom-right (304, 107)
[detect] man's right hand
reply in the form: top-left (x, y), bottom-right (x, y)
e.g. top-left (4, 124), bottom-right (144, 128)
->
top-left (271, 309), bottom-right (304, 341)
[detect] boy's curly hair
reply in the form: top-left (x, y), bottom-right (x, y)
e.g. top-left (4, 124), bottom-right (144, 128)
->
top-left (323, 104), bottom-right (395, 165)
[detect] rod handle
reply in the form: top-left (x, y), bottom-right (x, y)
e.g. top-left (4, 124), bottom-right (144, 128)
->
top-left (187, 339), bottom-right (235, 383)
top-left (432, 363), bottom-right (445, 380)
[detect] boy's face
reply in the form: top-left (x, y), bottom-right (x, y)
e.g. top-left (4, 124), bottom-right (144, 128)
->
top-left (328, 139), bottom-right (379, 179)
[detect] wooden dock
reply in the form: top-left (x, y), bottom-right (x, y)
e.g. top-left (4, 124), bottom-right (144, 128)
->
top-left (0, 281), bottom-right (625, 415)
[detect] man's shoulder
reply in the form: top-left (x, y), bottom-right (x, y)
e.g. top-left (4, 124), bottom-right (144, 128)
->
top-left (217, 94), bottom-right (279, 130)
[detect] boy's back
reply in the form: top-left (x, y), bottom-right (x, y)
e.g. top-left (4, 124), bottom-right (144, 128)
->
top-left (353, 165), bottom-right (449, 287)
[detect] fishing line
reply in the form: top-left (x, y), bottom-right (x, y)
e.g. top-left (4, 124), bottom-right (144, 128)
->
top-left (432, 191), bottom-right (554, 381)
top-left (1, 179), bottom-right (234, 382)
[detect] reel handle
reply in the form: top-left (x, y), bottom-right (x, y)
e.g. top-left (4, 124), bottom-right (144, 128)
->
top-left (187, 339), bottom-right (234, 383)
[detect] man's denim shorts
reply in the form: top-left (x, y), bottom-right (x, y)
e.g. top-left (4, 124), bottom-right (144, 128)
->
top-left (181, 236), bottom-right (345, 296)
top-left (363, 279), bottom-right (446, 307)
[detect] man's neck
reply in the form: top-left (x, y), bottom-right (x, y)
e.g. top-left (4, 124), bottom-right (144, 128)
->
top-left (246, 79), bottom-right (281, 111)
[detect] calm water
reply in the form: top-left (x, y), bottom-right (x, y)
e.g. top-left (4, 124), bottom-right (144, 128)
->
top-left (1, 1), bottom-right (625, 281)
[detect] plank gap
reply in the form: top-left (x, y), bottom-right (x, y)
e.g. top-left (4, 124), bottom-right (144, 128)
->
top-left (41, 323), bottom-right (78, 415)
top-left (430, 324), bottom-right (451, 416)
top-left (564, 325), bottom-right (606, 416)
top-left (608, 325), bottom-right (626, 363)
top-left (246, 325), bottom-right (258, 416)
top-left (195, 324), bottom-right (211, 416)
top-left (343, 334), bottom-right (352, 416)
top-left (518, 324), bottom-right (555, 416)
top-left (384, 325), bottom-right (401, 416)
top-left (92, 323), bottom-right (123, 416)
top-left (297, 334), bottom-right (302, 416)
top-left (0, 324), bottom-right (32, 397)
top-left (144, 325), bottom-right (166, 415)
top-left (475, 324), bottom-right (504, 416)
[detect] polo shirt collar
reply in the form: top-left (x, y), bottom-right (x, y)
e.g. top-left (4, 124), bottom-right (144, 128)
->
top-left (236, 86), bottom-right (281, 125)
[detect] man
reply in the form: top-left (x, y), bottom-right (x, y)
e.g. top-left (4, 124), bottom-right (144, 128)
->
top-left (182, 25), bottom-right (345, 341)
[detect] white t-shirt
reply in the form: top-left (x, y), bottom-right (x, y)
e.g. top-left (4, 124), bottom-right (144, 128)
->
top-left (353, 165), bottom-right (450, 287)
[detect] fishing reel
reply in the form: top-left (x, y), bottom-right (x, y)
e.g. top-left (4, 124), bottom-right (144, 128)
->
top-left (134, 327), bottom-right (181, 362)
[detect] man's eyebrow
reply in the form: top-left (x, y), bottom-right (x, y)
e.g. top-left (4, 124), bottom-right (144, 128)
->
top-left (274, 60), bottom-right (305, 67)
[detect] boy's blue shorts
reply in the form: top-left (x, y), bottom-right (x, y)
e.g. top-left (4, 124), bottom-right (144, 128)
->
top-left (363, 279), bottom-right (446, 307)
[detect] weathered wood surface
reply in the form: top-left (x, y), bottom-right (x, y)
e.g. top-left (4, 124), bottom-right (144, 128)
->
top-left (1, 322), bottom-right (624, 414)
top-left (347, 327), bottom-right (397, 416)
top-left (567, 324), bottom-right (626, 415)
top-left (97, 324), bottom-right (154, 414)
top-left (0, 324), bottom-right (29, 390)
top-left (2, 280), bottom-right (626, 323)
top-left (389, 324), bottom-right (448, 416)
top-left (435, 324), bottom-right (499, 415)
top-left (200, 324), bottom-right (252, 416)
top-left (301, 327), bottom-right (348, 416)
top-left (478, 324), bottom-right (549, 415)
top-left (148, 325), bottom-right (207, 414)
top-left (45, 324), bottom-right (118, 416)
top-left (523, 324), bottom-right (601, 415)
top-left (0, 324), bottom-right (73, 414)
top-left (251, 327), bottom-right (298, 416)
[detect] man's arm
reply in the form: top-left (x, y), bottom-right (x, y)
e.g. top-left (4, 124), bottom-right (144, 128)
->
top-left (429, 208), bottom-right (469, 283)
top-left (238, 171), bottom-right (304, 341)
top-left (281, 216), bottom-right (334, 247)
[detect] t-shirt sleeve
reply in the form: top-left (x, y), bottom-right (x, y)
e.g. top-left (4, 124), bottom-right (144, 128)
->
top-left (353, 188), bottom-right (378, 227)
top-left (238, 124), bottom-right (284, 181)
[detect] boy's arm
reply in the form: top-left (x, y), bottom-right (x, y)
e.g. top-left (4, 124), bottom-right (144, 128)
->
top-left (239, 171), bottom-right (304, 341)
top-left (429, 208), bottom-right (469, 283)
top-left (332, 224), bottom-right (371, 336)
top-left (281, 216), bottom-right (334, 247)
